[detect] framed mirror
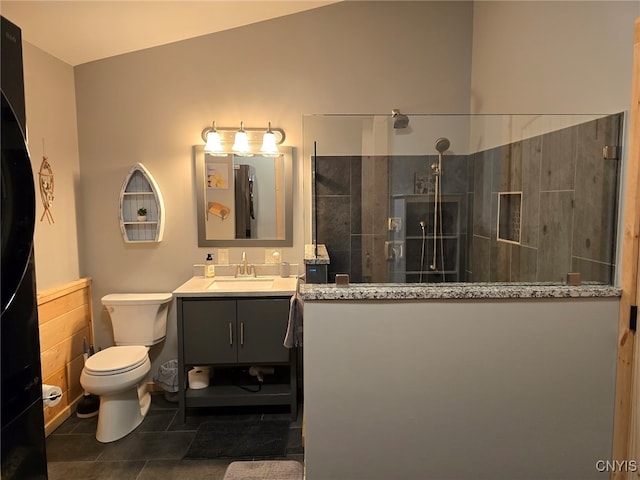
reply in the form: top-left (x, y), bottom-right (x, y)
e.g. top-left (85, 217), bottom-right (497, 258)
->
top-left (194, 145), bottom-right (293, 246)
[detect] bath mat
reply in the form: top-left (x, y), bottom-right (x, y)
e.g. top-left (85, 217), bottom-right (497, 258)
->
top-left (185, 420), bottom-right (290, 459)
top-left (223, 460), bottom-right (303, 480)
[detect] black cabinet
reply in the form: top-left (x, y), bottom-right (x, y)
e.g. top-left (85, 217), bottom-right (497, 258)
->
top-left (1, 17), bottom-right (48, 478)
top-left (177, 296), bottom-right (297, 421)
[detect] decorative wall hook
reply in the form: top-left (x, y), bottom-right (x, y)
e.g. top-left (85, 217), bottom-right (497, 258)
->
top-left (39, 139), bottom-right (54, 224)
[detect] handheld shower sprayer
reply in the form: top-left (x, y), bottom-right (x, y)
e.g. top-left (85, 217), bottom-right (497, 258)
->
top-left (431, 137), bottom-right (451, 280)
top-left (435, 137), bottom-right (450, 154)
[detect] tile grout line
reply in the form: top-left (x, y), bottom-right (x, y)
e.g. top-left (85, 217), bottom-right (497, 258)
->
top-left (134, 460), bottom-right (149, 480)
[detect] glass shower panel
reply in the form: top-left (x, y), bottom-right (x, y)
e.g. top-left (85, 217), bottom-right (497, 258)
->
top-left (303, 113), bottom-right (623, 285)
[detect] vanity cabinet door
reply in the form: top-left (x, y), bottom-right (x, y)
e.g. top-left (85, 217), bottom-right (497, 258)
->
top-left (236, 299), bottom-right (290, 364)
top-left (182, 299), bottom-right (236, 364)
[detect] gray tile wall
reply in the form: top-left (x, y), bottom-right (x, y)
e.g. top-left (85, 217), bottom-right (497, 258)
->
top-left (313, 113), bottom-right (621, 284)
top-left (390, 154), bottom-right (469, 282)
top-left (315, 156), bottom-right (353, 282)
top-left (469, 113), bottom-right (621, 284)
top-left (315, 156), bottom-right (389, 282)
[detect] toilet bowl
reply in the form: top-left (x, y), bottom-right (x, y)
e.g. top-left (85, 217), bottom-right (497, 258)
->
top-left (80, 293), bottom-right (172, 443)
top-left (80, 345), bottom-right (151, 442)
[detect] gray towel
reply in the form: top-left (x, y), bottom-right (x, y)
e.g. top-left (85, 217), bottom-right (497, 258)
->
top-left (283, 292), bottom-right (303, 348)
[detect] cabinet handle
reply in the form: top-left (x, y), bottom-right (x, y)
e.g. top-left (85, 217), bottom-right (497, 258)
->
top-left (228, 322), bottom-right (233, 345)
top-left (240, 321), bottom-right (244, 346)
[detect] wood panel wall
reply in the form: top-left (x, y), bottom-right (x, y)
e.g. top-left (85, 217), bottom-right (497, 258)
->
top-left (37, 278), bottom-right (93, 436)
top-left (613, 17), bottom-right (640, 480)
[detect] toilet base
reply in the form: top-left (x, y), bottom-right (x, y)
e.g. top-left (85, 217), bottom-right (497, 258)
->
top-left (96, 386), bottom-right (151, 443)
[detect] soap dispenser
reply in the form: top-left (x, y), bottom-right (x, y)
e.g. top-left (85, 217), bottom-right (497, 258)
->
top-left (205, 253), bottom-right (216, 278)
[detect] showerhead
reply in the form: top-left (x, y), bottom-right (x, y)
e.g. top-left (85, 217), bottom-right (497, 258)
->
top-left (391, 109), bottom-right (409, 129)
top-left (435, 137), bottom-right (450, 154)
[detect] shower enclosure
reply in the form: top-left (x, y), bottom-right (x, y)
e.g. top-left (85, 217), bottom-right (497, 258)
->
top-left (303, 113), bottom-right (623, 285)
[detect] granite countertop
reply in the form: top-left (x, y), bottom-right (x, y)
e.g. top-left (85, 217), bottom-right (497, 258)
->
top-left (304, 244), bottom-right (330, 265)
top-left (299, 282), bottom-right (621, 301)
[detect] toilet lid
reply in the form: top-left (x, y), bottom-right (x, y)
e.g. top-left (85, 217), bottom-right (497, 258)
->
top-left (101, 293), bottom-right (172, 305)
top-left (84, 346), bottom-right (149, 376)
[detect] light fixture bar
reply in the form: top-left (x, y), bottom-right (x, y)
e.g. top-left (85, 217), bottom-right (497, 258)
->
top-left (201, 123), bottom-right (286, 146)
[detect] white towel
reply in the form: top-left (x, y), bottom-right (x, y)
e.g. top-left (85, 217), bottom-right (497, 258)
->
top-left (283, 292), bottom-right (303, 348)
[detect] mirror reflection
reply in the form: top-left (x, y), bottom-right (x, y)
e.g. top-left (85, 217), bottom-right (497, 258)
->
top-left (194, 145), bottom-right (292, 246)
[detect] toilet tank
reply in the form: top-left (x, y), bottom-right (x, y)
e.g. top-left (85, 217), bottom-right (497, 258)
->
top-left (101, 293), bottom-right (172, 346)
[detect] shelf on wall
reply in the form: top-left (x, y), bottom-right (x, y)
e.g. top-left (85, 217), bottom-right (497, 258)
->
top-left (118, 163), bottom-right (165, 243)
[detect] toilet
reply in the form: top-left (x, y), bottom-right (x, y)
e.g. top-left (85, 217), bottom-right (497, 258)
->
top-left (80, 293), bottom-right (172, 443)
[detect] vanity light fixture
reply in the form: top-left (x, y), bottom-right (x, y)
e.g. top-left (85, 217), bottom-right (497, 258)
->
top-left (200, 121), bottom-right (286, 156)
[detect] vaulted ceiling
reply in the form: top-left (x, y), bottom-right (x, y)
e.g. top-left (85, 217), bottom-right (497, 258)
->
top-left (1, 1), bottom-right (339, 66)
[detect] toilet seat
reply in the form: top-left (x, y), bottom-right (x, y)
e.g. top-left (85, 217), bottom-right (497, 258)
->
top-left (84, 345), bottom-right (149, 376)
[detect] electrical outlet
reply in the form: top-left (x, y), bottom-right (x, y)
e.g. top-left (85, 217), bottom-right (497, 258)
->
top-left (264, 248), bottom-right (281, 264)
top-left (217, 248), bottom-right (229, 265)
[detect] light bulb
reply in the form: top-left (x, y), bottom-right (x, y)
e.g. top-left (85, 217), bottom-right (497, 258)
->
top-left (260, 131), bottom-right (279, 156)
top-left (232, 122), bottom-right (251, 156)
top-left (204, 130), bottom-right (225, 155)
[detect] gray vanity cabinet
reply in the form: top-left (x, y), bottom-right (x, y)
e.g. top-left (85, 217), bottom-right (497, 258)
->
top-left (182, 299), bottom-right (237, 364)
top-left (237, 299), bottom-right (290, 363)
top-left (176, 296), bottom-right (297, 422)
top-left (181, 298), bottom-right (290, 364)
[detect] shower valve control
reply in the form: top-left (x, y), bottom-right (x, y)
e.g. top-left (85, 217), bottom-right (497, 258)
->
top-left (384, 241), bottom-right (404, 261)
top-left (388, 217), bottom-right (402, 232)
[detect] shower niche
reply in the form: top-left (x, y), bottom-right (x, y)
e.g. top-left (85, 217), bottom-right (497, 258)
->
top-left (497, 192), bottom-right (522, 244)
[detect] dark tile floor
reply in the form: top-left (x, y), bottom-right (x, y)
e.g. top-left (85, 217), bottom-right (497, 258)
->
top-left (46, 393), bottom-right (303, 480)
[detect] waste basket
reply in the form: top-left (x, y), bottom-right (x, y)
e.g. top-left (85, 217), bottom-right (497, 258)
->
top-left (155, 359), bottom-right (179, 402)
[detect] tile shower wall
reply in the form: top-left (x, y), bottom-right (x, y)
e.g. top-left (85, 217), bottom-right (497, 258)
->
top-left (313, 113), bottom-right (621, 285)
top-left (316, 154), bottom-right (470, 283)
top-left (389, 154), bottom-right (470, 282)
top-left (470, 113), bottom-right (622, 283)
top-left (315, 156), bottom-right (389, 282)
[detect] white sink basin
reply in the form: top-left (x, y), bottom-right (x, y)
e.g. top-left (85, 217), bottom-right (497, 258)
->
top-left (174, 275), bottom-right (298, 297)
top-left (208, 276), bottom-right (274, 291)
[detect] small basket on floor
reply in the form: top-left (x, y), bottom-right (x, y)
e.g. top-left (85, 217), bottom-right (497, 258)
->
top-left (223, 460), bottom-right (303, 480)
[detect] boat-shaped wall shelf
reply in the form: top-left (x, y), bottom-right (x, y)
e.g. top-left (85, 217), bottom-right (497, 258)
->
top-left (118, 163), bottom-right (165, 243)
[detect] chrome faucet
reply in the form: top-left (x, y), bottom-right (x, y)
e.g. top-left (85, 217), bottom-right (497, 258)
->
top-left (236, 251), bottom-right (255, 277)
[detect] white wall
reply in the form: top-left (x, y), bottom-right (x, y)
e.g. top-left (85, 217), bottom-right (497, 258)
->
top-left (470, 1), bottom-right (640, 114)
top-left (72, 1), bottom-right (474, 369)
top-left (304, 297), bottom-right (619, 479)
top-left (23, 42), bottom-right (81, 291)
